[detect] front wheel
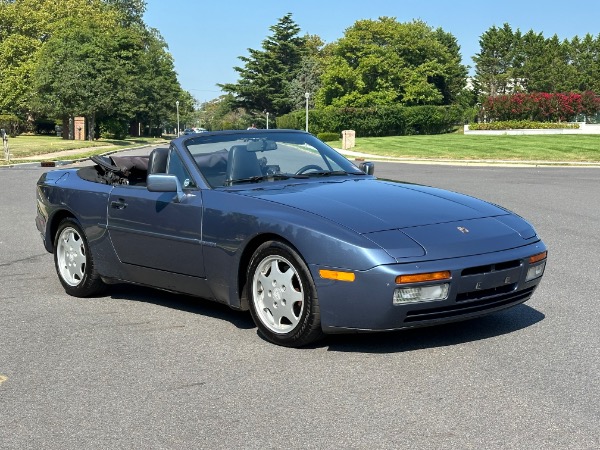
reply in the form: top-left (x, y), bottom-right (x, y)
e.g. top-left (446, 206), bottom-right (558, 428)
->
top-left (247, 241), bottom-right (324, 347)
top-left (54, 218), bottom-right (105, 297)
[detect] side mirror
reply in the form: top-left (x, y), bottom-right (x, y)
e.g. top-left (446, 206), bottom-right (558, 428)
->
top-left (359, 161), bottom-right (375, 175)
top-left (147, 174), bottom-right (185, 203)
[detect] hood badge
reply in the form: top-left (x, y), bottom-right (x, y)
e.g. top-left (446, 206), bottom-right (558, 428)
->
top-left (457, 226), bottom-right (470, 234)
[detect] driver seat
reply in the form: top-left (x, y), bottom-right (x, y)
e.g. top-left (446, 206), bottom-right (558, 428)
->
top-left (148, 147), bottom-right (169, 174)
top-left (226, 145), bottom-right (262, 182)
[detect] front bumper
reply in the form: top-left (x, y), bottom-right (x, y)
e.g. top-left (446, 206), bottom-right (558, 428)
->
top-left (312, 241), bottom-right (547, 333)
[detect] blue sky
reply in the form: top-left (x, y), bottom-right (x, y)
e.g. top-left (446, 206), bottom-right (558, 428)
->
top-left (143, 0), bottom-right (600, 103)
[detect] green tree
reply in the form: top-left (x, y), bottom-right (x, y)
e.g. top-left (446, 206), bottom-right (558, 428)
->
top-left (201, 94), bottom-right (252, 130)
top-left (1, 0), bottom-right (187, 138)
top-left (104, 0), bottom-right (146, 27)
top-left (289, 54), bottom-right (323, 110)
top-left (432, 28), bottom-right (468, 105)
top-left (288, 35), bottom-right (325, 110)
top-left (317, 18), bottom-right (467, 108)
top-left (570, 33), bottom-right (600, 93)
top-left (220, 13), bottom-right (306, 117)
top-left (525, 35), bottom-right (575, 93)
top-left (34, 16), bottom-right (141, 140)
top-left (131, 29), bottom-right (187, 135)
top-left (472, 23), bottom-right (520, 97)
top-left (475, 26), bottom-right (600, 96)
top-left (512, 29), bottom-right (546, 93)
top-left (0, 0), bottom-right (119, 116)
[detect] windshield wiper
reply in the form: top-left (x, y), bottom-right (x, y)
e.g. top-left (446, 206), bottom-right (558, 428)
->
top-left (306, 170), bottom-right (365, 177)
top-left (227, 173), bottom-right (308, 185)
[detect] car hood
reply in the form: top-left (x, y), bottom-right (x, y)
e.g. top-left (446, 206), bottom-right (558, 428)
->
top-left (236, 179), bottom-right (538, 260)
top-left (237, 179), bottom-right (509, 232)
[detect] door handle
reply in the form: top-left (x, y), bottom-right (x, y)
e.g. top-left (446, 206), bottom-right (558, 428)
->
top-left (110, 199), bottom-right (128, 209)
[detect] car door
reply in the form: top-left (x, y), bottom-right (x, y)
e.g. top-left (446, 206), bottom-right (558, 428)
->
top-left (107, 148), bottom-right (205, 278)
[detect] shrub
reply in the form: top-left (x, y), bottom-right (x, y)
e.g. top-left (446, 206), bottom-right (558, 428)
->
top-left (469, 121), bottom-right (580, 130)
top-left (317, 132), bottom-right (339, 142)
top-left (99, 118), bottom-right (128, 140)
top-left (277, 105), bottom-right (465, 137)
top-left (34, 118), bottom-right (58, 135)
top-left (277, 113), bottom-right (304, 130)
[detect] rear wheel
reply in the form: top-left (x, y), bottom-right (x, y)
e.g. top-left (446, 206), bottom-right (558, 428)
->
top-left (248, 241), bottom-right (324, 347)
top-left (54, 218), bottom-right (105, 297)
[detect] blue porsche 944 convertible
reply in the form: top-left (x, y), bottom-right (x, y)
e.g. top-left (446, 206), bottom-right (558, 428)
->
top-left (36, 129), bottom-right (547, 347)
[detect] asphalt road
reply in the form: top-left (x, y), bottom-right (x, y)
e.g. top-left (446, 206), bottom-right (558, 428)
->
top-left (1, 156), bottom-right (598, 449)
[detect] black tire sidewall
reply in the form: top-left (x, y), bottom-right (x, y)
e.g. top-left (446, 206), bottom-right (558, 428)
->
top-left (247, 241), bottom-right (322, 347)
top-left (53, 218), bottom-right (104, 297)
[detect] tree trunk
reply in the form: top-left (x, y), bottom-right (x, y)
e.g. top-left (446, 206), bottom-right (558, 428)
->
top-left (87, 113), bottom-right (95, 141)
top-left (61, 116), bottom-right (69, 140)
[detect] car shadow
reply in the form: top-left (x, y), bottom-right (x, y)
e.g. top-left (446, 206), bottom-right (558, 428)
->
top-left (322, 304), bottom-right (545, 353)
top-left (107, 283), bottom-right (256, 330)
top-left (107, 284), bottom-right (544, 352)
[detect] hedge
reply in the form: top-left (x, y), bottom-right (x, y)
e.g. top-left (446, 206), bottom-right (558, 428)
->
top-left (469, 121), bottom-right (580, 131)
top-left (277, 105), bottom-right (465, 137)
top-left (316, 132), bottom-right (340, 142)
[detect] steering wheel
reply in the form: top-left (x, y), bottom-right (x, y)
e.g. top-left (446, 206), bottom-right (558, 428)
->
top-left (295, 164), bottom-right (324, 175)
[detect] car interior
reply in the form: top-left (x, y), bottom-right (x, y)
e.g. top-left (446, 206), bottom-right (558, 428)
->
top-left (78, 145), bottom-right (261, 188)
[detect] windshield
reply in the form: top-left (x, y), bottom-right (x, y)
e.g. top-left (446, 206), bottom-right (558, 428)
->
top-left (183, 130), bottom-right (365, 188)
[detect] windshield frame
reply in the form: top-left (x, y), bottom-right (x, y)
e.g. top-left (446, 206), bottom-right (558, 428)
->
top-left (180, 129), bottom-right (367, 189)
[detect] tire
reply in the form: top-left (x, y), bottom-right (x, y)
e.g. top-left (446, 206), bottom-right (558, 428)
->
top-left (247, 241), bottom-right (324, 347)
top-left (53, 218), bottom-right (105, 297)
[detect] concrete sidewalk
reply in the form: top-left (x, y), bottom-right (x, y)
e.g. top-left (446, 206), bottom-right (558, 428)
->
top-left (2, 141), bottom-right (168, 169)
top-left (14, 146), bottom-right (116, 161)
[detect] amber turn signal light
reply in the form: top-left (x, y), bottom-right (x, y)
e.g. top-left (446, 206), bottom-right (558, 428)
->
top-left (529, 251), bottom-right (547, 264)
top-left (396, 271), bottom-right (451, 284)
top-left (319, 269), bottom-right (356, 282)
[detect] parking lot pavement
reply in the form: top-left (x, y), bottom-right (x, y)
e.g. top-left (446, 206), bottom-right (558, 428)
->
top-left (0, 162), bottom-right (598, 449)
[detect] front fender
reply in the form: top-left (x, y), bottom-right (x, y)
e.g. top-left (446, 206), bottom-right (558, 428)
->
top-left (201, 190), bottom-right (395, 307)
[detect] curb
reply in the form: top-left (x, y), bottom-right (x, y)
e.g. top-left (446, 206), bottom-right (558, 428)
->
top-left (336, 149), bottom-right (600, 168)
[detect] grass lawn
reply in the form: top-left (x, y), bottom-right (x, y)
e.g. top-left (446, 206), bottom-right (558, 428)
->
top-left (2, 135), bottom-right (166, 165)
top-left (327, 134), bottom-right (600, 163)
top-left (3, 133), bottom-right (600, 166)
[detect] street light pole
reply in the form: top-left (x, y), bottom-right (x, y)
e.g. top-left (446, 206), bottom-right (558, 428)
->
top-left (305, 92), bottom-right (310, 132)
top-left (176, 100), bottom-right (180, 136)
top-left (266, 112), bottom-right (269, 129)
